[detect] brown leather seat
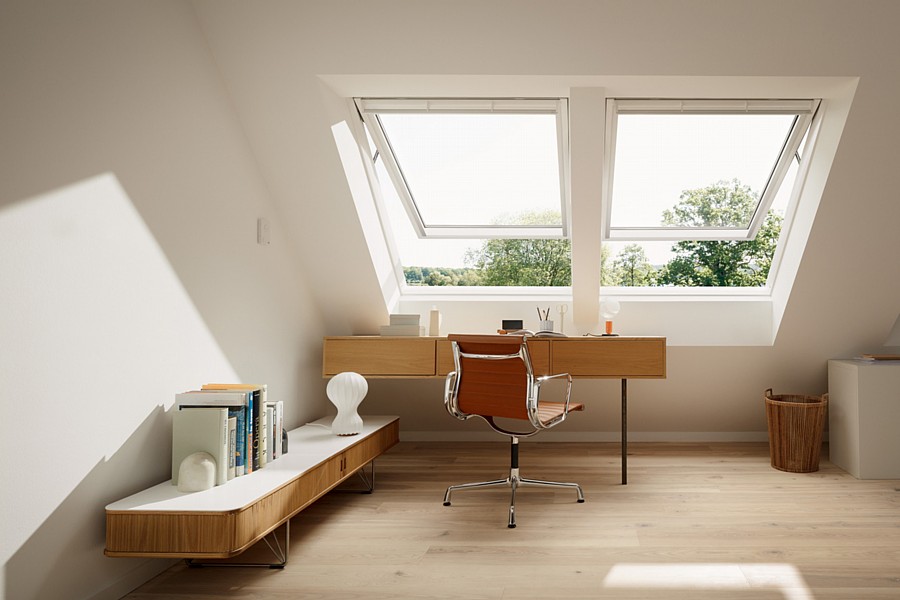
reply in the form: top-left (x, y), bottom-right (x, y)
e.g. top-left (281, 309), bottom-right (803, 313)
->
top-left (442, 334), bottom-right (585, 528)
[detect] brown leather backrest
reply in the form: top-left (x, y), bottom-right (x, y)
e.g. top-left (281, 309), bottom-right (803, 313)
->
top-left (449, 334), bottom-right (530, 421)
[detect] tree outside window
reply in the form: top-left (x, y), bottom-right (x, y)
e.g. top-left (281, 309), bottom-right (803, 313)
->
top-left (404, 179), bottom-right (782, 288)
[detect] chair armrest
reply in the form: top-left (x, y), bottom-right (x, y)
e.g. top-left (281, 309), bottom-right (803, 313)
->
top-left (531, 372), bottom-right (574, 429)
top-left (443, 371), bottom-right (467, 420)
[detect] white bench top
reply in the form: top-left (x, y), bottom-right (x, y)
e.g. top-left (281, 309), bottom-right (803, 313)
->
top-left (106, 416), bottom-right (398, 513)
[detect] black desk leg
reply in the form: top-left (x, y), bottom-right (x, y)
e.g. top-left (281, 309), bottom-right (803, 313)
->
top-left (621, 378), bottom-right (627, 485)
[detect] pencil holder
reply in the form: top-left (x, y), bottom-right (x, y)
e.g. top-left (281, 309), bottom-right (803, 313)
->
top-left (539, 320), bottom-right (554, 332)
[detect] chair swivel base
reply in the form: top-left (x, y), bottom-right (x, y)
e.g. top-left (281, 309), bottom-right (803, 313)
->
top-left (443, 468), bottom-right (584, 528)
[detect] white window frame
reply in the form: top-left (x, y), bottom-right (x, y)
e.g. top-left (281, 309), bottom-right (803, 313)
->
top-left (603, 98), bottom-right (820, 242)
top-left (355, 97), bottom-right (571, 239)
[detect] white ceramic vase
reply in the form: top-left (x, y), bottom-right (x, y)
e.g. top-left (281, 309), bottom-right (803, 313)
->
top-left (327, 371), bottom-right (367, 436)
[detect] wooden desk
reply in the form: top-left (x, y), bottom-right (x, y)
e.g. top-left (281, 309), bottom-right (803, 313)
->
top-left (323, 336), bottom-right (666, 483)
top-left (105, 416), bottom-right (399, 565)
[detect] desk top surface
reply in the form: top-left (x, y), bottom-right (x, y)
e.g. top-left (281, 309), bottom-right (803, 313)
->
top-left (325, 335), bottom-right (665, 341)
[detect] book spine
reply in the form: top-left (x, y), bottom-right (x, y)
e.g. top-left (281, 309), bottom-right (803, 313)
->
top-left (227, 416), bottom-right (236, 480)
top-left (259, 392), bottom-right (268, 469)
top-left (217, 409), bottom-right (228, 486)
top-left (228, 407), bottom-right (245, 476)
top-left (196, 384), bottom-right (267, 473)
top-left (272, 401), bottom-right (284, 460)
top-left (251, 389), bottom-right (260, 471)
top-left (247, 390), bottom-right (254, 473)
top-left (265, 405), bottom-right (275, 462)
top-left (260, 386), bottom-right (268, 467)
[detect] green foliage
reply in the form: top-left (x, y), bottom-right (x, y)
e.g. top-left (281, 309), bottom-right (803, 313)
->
top-left (655, 180), bottom-right (783, 287)
top-left (599, 245), bottom-right (615, 286)
top-left (611, 244), bottom-right (656, 286)
top-left (465, 237), bottom-right (571, 286)
top-left (404, 210), bottom-right (570, 287)
top-left (404, 238), bottom-right (571, 286)
top-left (661, 178), bottom-right (757, 228)
top-left (404, 188), bottom-right (783, 288)
top-left (404, 266), bottom-right (482, 286)
top-left (464, 210), bottom-right (571, 286)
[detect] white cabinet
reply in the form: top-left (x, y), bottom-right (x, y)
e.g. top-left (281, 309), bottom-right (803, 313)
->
top-left (828, 359), bottom-right (900, 479)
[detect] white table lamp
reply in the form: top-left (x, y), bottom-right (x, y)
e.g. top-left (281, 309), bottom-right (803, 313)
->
top-left (600, 298), bottom-right (621, 336)
top-left (327, 371), bottom-right (367, 436)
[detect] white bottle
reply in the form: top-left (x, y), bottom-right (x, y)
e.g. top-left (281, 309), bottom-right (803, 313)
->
top-left (429, 306), bottom-right (442, 337)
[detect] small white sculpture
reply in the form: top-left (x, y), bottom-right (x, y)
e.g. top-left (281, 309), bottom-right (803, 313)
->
top-left (177, 452), bottom-right (217, 493)
top-left (327, 371), bottom-right (367, 436)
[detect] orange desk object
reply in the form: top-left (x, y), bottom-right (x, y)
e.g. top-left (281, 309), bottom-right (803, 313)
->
top-left (323, 336), bottom-right (666, 484)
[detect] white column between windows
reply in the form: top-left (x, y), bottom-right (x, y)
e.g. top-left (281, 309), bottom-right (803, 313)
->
top-left (569, 88), bottom-right (607, 334)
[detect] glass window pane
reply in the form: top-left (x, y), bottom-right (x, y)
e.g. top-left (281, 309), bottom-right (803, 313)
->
top-left (378, 112), bottom-right (562, 228)
top-left (376, 158), bottom-right (478, 270)
top-left (610, 113), bottom-right (796, 230)
top-left (374, 158), bottom-right (571, 287)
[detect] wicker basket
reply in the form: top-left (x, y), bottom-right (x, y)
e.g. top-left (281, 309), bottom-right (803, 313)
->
top-left (764, 389), bottom-right (828, 473)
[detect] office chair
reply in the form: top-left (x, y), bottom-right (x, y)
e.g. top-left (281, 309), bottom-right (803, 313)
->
top-left (442, 334), bottom-right (584, 528)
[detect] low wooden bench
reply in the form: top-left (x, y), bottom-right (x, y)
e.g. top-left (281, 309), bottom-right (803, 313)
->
top-left (105, 416), bottom-right (399, 567)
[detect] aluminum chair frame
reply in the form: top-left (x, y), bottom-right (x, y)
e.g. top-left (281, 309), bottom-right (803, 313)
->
top-left (442, 335), bottom-right (584, 528)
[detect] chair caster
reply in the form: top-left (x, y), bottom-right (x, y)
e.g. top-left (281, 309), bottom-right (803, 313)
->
top-left (577, 498), bottom-right (585, 503)
top-left (443, 501), bottom-right (451, 506)
top-left (508, 523), bottom-right (516, 529)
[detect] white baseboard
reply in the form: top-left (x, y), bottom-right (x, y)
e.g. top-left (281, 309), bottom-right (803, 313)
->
top-left (399, 430), bottom-right (773, 443)
top-left (87, 558), bottom-right (178, 600)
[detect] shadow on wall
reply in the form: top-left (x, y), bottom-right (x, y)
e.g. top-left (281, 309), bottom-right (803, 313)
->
top-left (0, 174), bottom-right (242, 600)
top-left (4, 406), bottom-right (174, 600)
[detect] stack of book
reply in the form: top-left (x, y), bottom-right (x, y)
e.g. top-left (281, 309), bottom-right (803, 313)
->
top-left (379, 313), bottom-right (424, 336)
top-left (171, 383), bottom-right (286, 488)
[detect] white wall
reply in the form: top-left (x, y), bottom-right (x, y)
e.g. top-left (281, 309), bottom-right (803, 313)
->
top-left (0, 2), bottom-right (326, 599)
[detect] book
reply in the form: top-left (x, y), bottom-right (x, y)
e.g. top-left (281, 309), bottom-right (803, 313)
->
top-left (265, 400), bottom-right (284, 460)
top-left (202, 384), bottom-right (267, 471)
top-left (172, 407), bottom-right (229, 487)
top-left (265, 405), bottom-right (274, 462)
top-left (500, 329), bottom-right (568, 338)
top-left (228, 407), bottom-right (246, 476)
top-left (227, 416), bottom-right (237, 480)
top-left (177, 390), bottom-right (252, 475)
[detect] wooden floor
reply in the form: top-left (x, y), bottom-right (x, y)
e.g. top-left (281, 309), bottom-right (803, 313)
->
top-left (124, 441), bottom-right (900, 599)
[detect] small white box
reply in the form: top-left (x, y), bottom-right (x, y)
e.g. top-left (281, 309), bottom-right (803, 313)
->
top-left (389, 313), bottom-right (421, 326)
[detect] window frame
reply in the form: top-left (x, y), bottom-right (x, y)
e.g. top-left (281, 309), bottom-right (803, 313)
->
top-left (355, 97), bottom-right (571, 239)
top-left (603, 98), bottom-right (820, 242)
top-left (346, 92), bottom-right (826, 298)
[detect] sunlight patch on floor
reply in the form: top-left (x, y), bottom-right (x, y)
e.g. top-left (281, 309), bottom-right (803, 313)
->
top-left (603, 563), bottom-right (813, 600)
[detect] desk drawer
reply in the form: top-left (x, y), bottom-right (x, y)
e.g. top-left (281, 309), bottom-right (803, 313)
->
top-left (551, 338), bottom-right (666, 378)
top-left (323, 338), bottom-right (436, 377)
top-left (437, 339), bottom-right (551, 377)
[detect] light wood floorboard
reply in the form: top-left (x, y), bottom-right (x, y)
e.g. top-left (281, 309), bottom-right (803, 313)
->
top-left (122, 441), bottom-right (900, 599)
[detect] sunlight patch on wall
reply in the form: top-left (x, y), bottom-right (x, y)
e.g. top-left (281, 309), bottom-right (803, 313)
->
top-left (0, 173), bottom-right (238, 556)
